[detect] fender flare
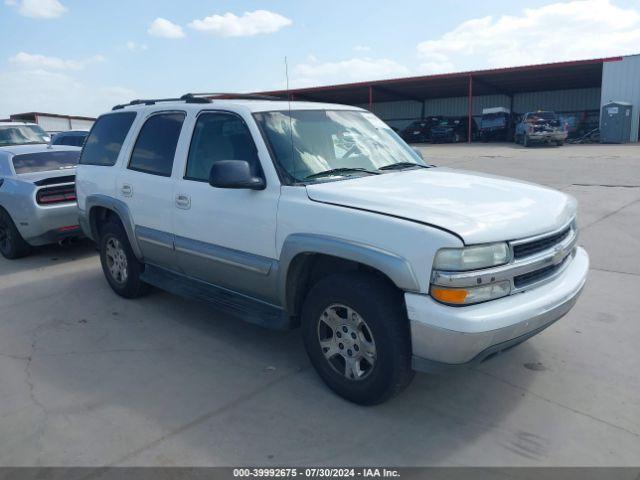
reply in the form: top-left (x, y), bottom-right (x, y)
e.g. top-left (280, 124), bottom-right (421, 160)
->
top-left (83, 194), bottom-right (143, 260)
top-left (278, 233), bottom-right (420, 312)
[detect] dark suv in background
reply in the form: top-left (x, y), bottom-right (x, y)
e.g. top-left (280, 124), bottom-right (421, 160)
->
top-left (400, 117), bottom-right (441, 143)
top-left (430, 117), bottom-right (476, 143)
top-left (51, 130), bottom-right (89, 147)
top-left (479, 107), bottom-right (514, 142)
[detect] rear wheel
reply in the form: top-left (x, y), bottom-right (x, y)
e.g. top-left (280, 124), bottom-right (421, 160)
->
top-left (301, 272), bottom-right (414, 405)
top-left (0, 208), bottom-right (32, 259)
top-left (99, 220), bottom-right (148, 298)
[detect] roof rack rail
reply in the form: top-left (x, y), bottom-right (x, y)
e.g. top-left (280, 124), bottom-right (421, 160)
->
top-left (112, 95), bottom-right (212, 111)
top-left (181, 92), bottom-right (282, 101)
top-left (111, 92), bottom-right (281, 111)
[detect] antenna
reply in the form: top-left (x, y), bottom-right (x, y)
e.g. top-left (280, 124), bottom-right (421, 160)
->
top-left (285, 56), bottom-right (297, 182)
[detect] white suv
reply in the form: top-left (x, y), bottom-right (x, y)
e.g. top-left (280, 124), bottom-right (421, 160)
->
top-left (76, 94), bottom-right (589, 404)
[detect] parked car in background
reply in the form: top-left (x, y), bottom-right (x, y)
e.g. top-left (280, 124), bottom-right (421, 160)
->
top-left (51, 130), bottom-right (89, 147)
top-left (515, 111), bottom-right (568, 147)
top-left (0, 144), bottom-right (81, 258)
top-left (76, 95), bottom-right (588, 405)
top-left (400, 117), bottom-right (441, 143)
top-left (0, 122), bottom-right (50, 146)
top-left (430, 117), bottom-right (475, 143)
top-left (480, 107), bottom-right (513, 142)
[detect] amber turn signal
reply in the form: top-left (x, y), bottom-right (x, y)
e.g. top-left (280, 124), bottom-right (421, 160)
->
top-left (431, 287), bottom-right (468, 304)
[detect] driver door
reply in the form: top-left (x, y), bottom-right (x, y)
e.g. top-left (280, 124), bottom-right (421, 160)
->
top-left (172, 111), bottom-right (280, 303)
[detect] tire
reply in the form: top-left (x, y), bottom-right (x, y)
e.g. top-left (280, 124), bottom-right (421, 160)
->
top-left (523, 134), bottom-right (530, 147)
top-left (99, 220), bottom-right (148, 298)
top-left (0, 207), bottom-right (32, 259)
top-left (301, 272), bottom-right (414, 405)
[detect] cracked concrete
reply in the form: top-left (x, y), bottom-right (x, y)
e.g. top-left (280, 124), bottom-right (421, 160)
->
top-left (0, 142), bottom-right (638, 467)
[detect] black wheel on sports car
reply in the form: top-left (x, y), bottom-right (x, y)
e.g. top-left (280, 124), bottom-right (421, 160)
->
top-left (0, 207), bottom-right (32, 259)
top-left (99, 220), bottom-right (148, 298)
top-left (301, 272), bottom-right (414, 405)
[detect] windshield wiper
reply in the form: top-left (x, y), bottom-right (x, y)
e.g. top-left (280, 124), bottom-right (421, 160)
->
top-left (378, 162), bottom-right (430, 171)
top-left (305, 167), bottom-right (380, 180)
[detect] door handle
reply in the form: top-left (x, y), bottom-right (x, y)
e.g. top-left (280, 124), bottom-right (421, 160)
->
top-left (121, 184), bottom-right (132, 197)
top-left (175, 193), bottom-right (191, 209)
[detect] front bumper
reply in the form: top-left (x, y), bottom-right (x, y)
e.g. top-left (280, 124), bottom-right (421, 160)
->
top-left (407, 246), bottom-right (588, 372)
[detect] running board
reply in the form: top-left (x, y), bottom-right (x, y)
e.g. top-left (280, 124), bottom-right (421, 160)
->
top-left (140, 264), bottom-right (292, 330)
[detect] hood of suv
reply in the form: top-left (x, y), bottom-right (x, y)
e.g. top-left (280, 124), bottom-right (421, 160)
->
top-left (305, 168), bottom-right (576, 244)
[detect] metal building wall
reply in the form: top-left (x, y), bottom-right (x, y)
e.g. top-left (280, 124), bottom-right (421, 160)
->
top-left (601, 55), bottom-right (640, 142)
top-left (514, 88), bottom-right (601, 113)
top-left (363, 88), bottom-right (601, 130)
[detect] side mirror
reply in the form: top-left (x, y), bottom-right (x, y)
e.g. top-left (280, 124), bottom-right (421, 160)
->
top-left (209, 160), bottom-right (265, 190)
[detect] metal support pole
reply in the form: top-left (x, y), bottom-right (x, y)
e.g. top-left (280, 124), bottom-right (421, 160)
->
top-left (421, 101), bottom-right (426, 120)
top-left (467, 75), bottom-right (473, 143)
top-left (368, 85), bottom-right (373, 112)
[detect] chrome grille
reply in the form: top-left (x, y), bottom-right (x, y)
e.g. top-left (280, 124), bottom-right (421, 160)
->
top-left (513, 255), bottom-right (570, 289)
top-left (513, 226), bottom-right (571, 260)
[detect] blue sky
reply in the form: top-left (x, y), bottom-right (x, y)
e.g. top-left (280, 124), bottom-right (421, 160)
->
top-left (1, 0), bottom-right (639, 117)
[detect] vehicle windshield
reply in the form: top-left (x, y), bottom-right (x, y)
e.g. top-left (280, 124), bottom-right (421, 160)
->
top-left (254, 110), bottom-right (425, 183)
top-left (0, 125), bottom-right (49, 146)
top-left (12, 150), bottom-right (80, 174)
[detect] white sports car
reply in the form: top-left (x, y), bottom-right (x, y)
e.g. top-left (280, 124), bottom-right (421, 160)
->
top-left (0, 143), bottom-right (81, 259)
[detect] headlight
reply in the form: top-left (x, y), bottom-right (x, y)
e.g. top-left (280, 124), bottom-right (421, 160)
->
top-left (431, 281), bottom-right (511, 306)
top-left (433, 242), bottom-right (510, 271)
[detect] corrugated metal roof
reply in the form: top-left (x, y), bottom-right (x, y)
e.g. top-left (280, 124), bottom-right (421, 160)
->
top-left (261, 56), bottom-right (627, 104)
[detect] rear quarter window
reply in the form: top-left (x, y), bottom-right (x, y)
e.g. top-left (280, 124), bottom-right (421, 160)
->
top-left (79, 112), bottom-right (136, 166)
top-left (12, 150), bottom-right (80, 174)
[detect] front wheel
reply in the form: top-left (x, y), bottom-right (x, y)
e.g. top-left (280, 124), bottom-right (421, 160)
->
top-left (99, 220), bottom-right (148, 298)
top-left (301, 272), bottom-right (414, 405)
top-left (0, 208), bottom-right (32, 259)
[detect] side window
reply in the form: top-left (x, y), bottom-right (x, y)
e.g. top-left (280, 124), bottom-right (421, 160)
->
top-left (128, 112), bottom-right (185, 177)
top-left (185, 112), bottom-right (260, 182)
top-left (79, 112), bottom-right (136, 166)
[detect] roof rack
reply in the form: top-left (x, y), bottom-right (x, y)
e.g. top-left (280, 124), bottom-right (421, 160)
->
top-left (112, 96), bottom-right (212, 111)
top-left (181, 92), bottom-right (282, 101)
top-left (111, 92), bottom-right (282, 111)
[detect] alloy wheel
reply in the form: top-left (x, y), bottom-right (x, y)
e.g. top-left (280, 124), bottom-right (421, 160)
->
top-left (105, 237), bottom-right (128, 284)
top-left (317, 304), bottom-right (377, 381)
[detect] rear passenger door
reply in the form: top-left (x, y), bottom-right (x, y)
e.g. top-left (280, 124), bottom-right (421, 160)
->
top-left (118, 111), bottom-right (186, 270)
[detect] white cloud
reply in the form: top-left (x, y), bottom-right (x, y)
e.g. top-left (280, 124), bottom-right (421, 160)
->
top-left (148, 17), bottom-right (185, 39)
top-left (5, 0), bottom-right (67, 19)
top-left (417, 0), bottom-right (640, 73)
top-left (1, 51), bottom-right (122, 117)
top-left (9, 52), bottom-right (105, 71)
top-left (189, 10), bottom-right (292, 37)
top-left (126, 41), bottom-right (148, 52)
top-left (0, 69), bottom-right (135, 118)
top-left (292, 57), bottom-right (410, 88)
top-left (353, 45), bottom-right (370, 52)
